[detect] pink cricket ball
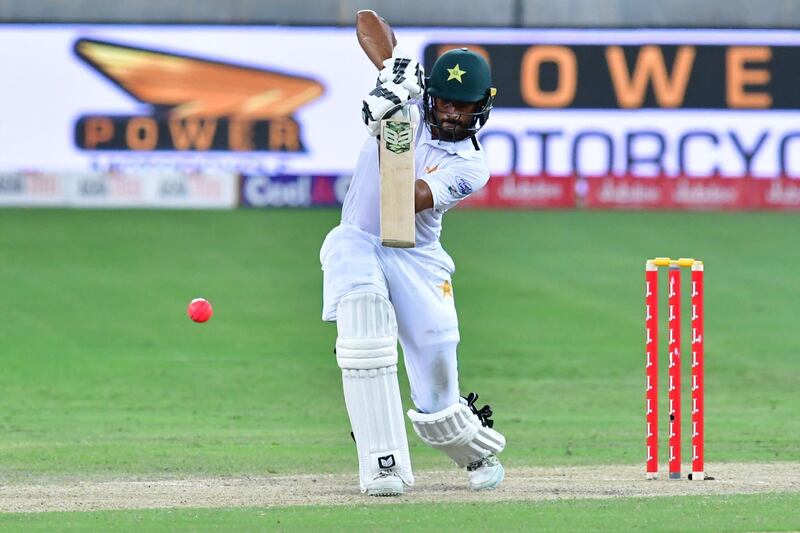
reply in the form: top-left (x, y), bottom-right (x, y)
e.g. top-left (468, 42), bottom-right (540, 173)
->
top-left (187, 298), bottom-right (213, 323)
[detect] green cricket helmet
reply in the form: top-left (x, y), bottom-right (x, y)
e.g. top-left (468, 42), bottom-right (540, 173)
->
top-left (424, 48), bottom-right (496, 141)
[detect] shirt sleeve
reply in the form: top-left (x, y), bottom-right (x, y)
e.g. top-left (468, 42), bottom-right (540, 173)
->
top-left (419, 158), bottom-right (490, 213)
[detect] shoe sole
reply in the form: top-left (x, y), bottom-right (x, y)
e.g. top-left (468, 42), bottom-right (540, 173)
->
top-left (366, 479), bottom-right (404, 497)
top-left (367, 487), bottom-right (403, 497)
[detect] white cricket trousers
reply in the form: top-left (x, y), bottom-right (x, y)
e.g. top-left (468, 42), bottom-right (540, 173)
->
top-left (320, 223), bottom-right (460, 414)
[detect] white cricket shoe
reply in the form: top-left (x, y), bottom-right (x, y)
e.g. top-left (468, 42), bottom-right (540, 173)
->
top-left (467, 454), bottom-right (505, 491)
top-left (366, 470), bottom-right (404, 497)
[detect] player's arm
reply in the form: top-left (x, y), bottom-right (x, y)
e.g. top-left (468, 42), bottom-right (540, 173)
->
top-left (418, 161), bottom-right (490, 213)
top-left (356, 10), bottom-right (396, 69)
top-left (414, 180), bottom-right (434, 212)
top-left (357, 10), bottom-right (424, 136)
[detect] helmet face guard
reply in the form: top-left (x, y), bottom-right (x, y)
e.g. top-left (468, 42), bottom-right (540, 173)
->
top-left (423, 48), bottom-right (495, 142)
top-left (423, 90), bottom-right (494, 142)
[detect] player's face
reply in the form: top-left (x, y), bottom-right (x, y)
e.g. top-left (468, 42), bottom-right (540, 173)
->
top-left (431, 98), bottom-right (480, 141)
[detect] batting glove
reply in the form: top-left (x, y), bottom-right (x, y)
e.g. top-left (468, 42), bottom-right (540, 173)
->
top-left (378, 57), bottom-right (425, 98)
top-left (362, 81), bottom-right (411, 136)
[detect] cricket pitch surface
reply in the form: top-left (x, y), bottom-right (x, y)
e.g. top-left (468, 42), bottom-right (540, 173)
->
top-left (2, 462), bottom-right (798, 512)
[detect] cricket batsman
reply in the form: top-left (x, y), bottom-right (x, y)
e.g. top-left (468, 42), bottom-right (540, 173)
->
top-left (319, 11), bottom-right (505, 496)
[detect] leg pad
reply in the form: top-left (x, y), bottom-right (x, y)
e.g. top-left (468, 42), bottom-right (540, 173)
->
top-left (336, 292), bottom-right (414, 490)
top-left (407, 402), bottom-right (505, 468)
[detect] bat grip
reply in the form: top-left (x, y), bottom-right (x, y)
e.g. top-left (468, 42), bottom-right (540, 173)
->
top-left (382, 101), bottom-right (412, 122)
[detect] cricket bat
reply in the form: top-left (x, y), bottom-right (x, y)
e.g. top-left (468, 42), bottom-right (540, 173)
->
top-left (379, 109), bottom-right (415, 247)
top-left (357, 10), bottom-right (416, 248)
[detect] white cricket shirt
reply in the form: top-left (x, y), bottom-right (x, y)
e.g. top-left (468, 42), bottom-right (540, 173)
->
top-left (341, 110), bottom-right (490, 246)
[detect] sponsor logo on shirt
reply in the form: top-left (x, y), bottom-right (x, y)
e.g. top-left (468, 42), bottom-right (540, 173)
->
top-left (448, 177), bottom-right (473, 197)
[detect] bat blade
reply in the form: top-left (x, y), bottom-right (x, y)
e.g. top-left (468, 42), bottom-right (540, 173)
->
top-left (380, 116), bottom-right (415, 248)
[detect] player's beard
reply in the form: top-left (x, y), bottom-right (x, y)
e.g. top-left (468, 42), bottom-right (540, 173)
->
top-left (431, 119), bottom-right (473, 142)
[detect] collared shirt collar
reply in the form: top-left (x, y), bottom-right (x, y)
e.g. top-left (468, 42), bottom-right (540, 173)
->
top-left (419, 124), bottom-right (480, 160)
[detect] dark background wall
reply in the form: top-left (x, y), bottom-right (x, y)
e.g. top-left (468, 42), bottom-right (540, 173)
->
top-left (1, 0), bottom-right (798, 27)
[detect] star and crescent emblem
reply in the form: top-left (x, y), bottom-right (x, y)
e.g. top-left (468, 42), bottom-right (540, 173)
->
top-left (446, 64), bottom-right (466, 83)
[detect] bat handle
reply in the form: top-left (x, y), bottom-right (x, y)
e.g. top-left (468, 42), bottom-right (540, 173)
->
top-left (395, 101), bottom-right (417, 122)
top-left (380, 101), bottom-right (413, 122)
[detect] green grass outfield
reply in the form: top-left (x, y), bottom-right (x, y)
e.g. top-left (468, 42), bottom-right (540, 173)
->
top-left (1, 209), bottom-right (798, 528)
top-left (2, 494), bottom-right (799, 531)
